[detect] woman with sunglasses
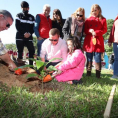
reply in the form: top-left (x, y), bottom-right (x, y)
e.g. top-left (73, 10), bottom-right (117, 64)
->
top-left (62, 7), bottom-right (85, 43)
top-left (83, 4), bottom-right (107, 78)
top-left (54, 36), bottom-right (86, 85)
top-left (52, 9), bottom-right (65, 38)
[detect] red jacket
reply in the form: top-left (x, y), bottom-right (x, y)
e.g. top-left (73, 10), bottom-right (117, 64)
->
top-left (108, 16), bottom-right (118, 43)
top-left (38, 14), bottom-right (52, 38)
top-left (83, 16), bottom-right (107, 53)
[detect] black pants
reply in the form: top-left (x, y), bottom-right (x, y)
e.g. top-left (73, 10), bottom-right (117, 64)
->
top-left (16, 40), bottom-right (35, 65)
top-left (45, 60), bottom-right (60, 68)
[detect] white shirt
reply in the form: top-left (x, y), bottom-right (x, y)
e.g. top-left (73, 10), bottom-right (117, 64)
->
top-left (40, 38), bottom-right (68, 62)
top-left (114, 19), bottom-right (118, 43)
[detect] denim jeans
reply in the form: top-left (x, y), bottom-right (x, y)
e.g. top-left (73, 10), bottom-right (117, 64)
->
top-left (86, 52), bottom-right (101, 63)
top-left (37, 39), bottom-right (45, 56)
top-left (113, 43), bottom-right (118, 75)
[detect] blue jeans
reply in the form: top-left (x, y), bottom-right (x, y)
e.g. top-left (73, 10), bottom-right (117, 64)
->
top-left (37, 39), bottom-right (45, 56)
top-left (113, 43), bottom-right (118, 75)
top-left (86, 52), bottom-right (101, 63)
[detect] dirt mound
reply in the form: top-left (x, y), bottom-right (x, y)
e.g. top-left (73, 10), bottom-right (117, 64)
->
top-left (0, 62), bottom-right (62, 93)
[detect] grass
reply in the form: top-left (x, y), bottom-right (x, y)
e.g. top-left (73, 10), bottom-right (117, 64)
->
top-left (0, 69), bottom-right (118, 118)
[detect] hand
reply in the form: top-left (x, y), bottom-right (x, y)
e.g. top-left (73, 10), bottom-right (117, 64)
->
top-left (24, 33), bottom-right (30, 38)
top-left (44, 67), bottom-right (47, 70)
top-left (52, 70), bottom-right (62, 76)
top-left (108, 43), bottom-right (112, 47)
top-left (89, 29), bottom-right (94, 33)
top-left (55, 62), bottom-right (63, 68)
top-left (92, 31), bottom-right (96, 36)
top-left (27, 33), bottom-right (31, 38)
top-left (37, 37), bottom-right (43, 40)
top-left (56, 70), bottom-right (62, 75)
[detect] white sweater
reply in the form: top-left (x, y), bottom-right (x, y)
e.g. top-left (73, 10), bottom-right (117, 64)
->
top-left (114, 19), bottom-right (118, 43)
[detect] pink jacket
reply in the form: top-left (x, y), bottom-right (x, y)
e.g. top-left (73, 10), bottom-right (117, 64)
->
top-left (55, 49), bottom-right (86, 82)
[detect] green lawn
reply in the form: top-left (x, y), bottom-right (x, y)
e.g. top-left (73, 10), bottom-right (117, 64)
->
top-left (0, 69), bottom-right (118, 118)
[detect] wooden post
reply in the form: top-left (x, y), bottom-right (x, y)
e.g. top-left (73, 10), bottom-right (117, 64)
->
top-left (104, 85), bottom-right (116, 118)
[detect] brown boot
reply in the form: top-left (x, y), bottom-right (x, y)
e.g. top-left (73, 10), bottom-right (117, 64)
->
top-left (95, 62), bottom-right (101, 78)
top-left (86, 71), bottom-right (91, 76)
top-left (86, 61), bottom-right (92, 76)
top-left (17, 58), bottom-right (26, 64)
top-left (96, 70), bottom-right (100, 78)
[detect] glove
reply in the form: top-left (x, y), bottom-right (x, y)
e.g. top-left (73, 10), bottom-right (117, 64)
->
top-left (56, 70), bottom-right (62, 75)
top-left (52, 70), bottom-right (62, 77)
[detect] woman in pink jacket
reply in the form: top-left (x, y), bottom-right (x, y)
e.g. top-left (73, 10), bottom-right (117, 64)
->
top-left (83, 4), bottom-right (107, 78)
top-left (54, 36), bottom-right (86, 85)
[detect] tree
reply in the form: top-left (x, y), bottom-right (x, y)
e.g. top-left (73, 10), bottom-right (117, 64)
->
top-left (5, 44), bottom-right (17, 51)
top-left (33, 36), bottom-right (37, 54)
top-left (105, 44), bottom-right (113, 57)
top-left (103, 19), bottom-right (114, 40)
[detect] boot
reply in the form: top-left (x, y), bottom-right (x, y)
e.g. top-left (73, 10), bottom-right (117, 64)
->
top-left (17, 58), bottom-right (26, 64)
top-left (86, 61), bottom-right (92, 76)
top-left (86, 71), bottom-right (91, 76)
top-left (96, 70), bottom-right (100, 78)
top-left (95, 62), bottom-right (101, 78)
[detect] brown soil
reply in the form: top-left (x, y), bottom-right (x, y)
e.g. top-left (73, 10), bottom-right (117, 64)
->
top-left (0, 61), bottom-right (63, 93)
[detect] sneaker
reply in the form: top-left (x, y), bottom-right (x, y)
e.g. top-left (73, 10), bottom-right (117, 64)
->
top-left (72, 79), bottom-right (83, 85)
top-left (67, 79), bottom-right (83, 85)
top-left (111, 75), bottom-right (118, 79)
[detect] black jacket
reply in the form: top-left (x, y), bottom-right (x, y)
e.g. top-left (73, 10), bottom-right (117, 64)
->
top-left (15, 12), bottom-right (35, 40)
top-left (109, 54), bottom-right (114, 64)
top-left (52, 19), bottom-right (65, 38)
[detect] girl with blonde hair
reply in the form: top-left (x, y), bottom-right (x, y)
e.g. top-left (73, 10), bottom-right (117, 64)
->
top-left (89, 4), bottom-right (104, 19)
top-left (83, 4), bottom-right (107, 78)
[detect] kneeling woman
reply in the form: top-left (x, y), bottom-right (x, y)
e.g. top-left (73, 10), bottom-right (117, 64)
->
top-left (54, 36), bottom-right (86, 84)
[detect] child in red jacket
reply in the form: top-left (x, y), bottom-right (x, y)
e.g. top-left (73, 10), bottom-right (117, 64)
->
top-left (83, 4), bottom-right (107, 78)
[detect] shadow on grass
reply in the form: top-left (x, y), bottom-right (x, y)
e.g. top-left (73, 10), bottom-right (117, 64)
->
top-left (82, 69), bottom-right (118, 86)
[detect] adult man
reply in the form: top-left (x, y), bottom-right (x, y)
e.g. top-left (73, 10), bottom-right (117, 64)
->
top-left (0, 10), bottom-right (17, 71)
top-left (108, 16), bottom-right (118, 79)
top-left (40, 28), bottom-right (68, 68)
top-left (15, 1), bottom-right (35, 65)
top-left (34, 4), bottom-right (52, 56)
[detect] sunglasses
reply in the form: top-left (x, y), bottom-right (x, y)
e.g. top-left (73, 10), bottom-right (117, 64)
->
top-left (53, 13), bottom-right (57, 15)
top-left (76, 14), bottom-right (83, 17)
top-left (49, 39), bottom-right (58, 42)
top-left (3, 16), bottom-right (10, 28)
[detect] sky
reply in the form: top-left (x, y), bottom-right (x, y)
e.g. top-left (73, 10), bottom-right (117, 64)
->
top-left (0, 0), bottom-right (118, 44)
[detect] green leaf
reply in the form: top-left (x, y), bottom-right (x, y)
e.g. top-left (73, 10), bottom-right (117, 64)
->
top-left (37, 56), bottom-right (41, 60)
top-left (28, 58), bottom-right (37, 62)
top-left (36, 60), bottom-right (44, 70)
top-left (14, 67), bottom-right (19, 70)
top-left (19, 65), bottom-right (34, 68)
top-left (26, 73), bottom-right (38, 79)
top-left (46, 58), bottom-right (62, 66)
top-left (49, 58), bottom-right (62, 62)
top-left (47, 65), bottom-right (58, 71)
top-left (14, 65), bottom-right (34, 70)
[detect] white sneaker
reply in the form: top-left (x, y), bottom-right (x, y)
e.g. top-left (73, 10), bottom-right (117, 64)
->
top-left (111, 75), bottom-right (118, 79)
